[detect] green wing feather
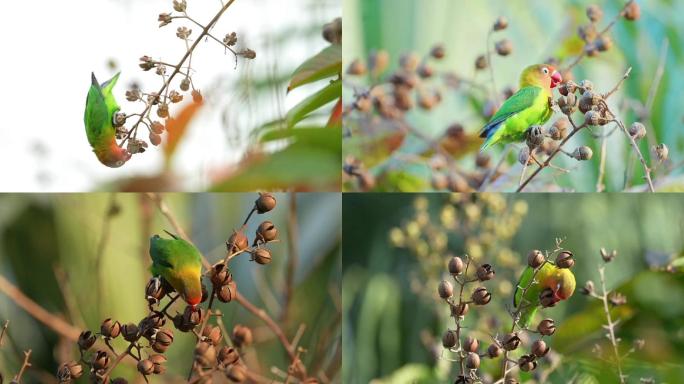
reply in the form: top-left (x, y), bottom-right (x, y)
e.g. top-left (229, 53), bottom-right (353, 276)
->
top-left (84, 72), bottom-right (121, 147)
top-left (513, 263), bottom-right (553, 327)
top-left (149, 234), bottom-right (202, 277)
top-left (480, 86), bottom-right (542, 150)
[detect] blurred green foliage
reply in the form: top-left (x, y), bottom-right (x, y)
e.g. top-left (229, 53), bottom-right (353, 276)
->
top-left (343, 193), bottom-right (684, 383)
top-left (343, 0), bottom-right (684, 191)
top-left (0, 193), bottom-right (341, 383)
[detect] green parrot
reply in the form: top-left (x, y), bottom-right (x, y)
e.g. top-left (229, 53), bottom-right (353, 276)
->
top-left (84, 72), bottom-right (131, 167)
top-left (480, 64), bottom-right (562, 150)
top-left (513, 262), bottom-right (576, 328)
top-left (149, 232), bottom-right (203, 306)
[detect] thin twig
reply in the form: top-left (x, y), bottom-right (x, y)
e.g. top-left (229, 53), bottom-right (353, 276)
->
top-left (479, 145), bottom-right (512, 191)
top-left (13, 349), bottom-right (32, 383)
top-left (613, 118), bottom-right (655, 192)
top-left (597, 266), bottom-right (626, 384)
top-left (0, 320), bottom-right (8, 347)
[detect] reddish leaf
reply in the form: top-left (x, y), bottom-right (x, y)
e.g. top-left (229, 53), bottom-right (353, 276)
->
top-left (327, 97), bottom-right (342, 128)
top-left (163, 101), bottom-right (203, 167)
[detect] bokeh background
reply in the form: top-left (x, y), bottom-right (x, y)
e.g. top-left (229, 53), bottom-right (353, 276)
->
top-left (0, 0), bottom-right (339, 192)
top-left (343, 193), bottom-right (684, 383)
top-left (0, 193), bottom-right (341, 383)
top-left (343, 0), bottom-right (684, 191)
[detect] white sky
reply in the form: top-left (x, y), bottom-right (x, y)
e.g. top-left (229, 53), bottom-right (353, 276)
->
top-left (0, 0), bottom-right (339, 191)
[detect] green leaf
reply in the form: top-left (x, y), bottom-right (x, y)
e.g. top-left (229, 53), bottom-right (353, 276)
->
top-left (288, 44), bottom-right (341, 92)
top-left (286, 79), bottom-right (341, 129)
top-left (260, 126), bottom-right (341, 153)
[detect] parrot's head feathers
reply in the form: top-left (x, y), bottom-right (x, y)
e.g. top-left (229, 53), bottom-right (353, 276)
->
top-left (95, 142), bottom-right (131, 168)
top-left (555, 269), bottom-right (576, 300)
top-left (520, 64), bottom-right (562, 89)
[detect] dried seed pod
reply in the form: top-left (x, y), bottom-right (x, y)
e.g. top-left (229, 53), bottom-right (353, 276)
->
top-left (653, 143), bottom-right (669, 162)
top-left (518, 146), bottom-right (531, 166)
top-left (493, 16), bottom-right (509, 31)
top-left (322, 17), bottom-right (341, 44)
top-left (112, 111), bottom-right (126, 128)
top-left (463, 336), bottom-right (479, 353)
top-left (448, 173), bottom-right (469, 192)
top-left (560, 93), bottom-right (577, 115)
top-left (137, 359), bottom-right (154, 375)
top-left (596, 35), bottom-right (613, 52)
top-left (609, 292), bottom-right (628, 306)
top-left (152, 328), bottom-right (174, 352)
top-left (547, 118), bottom-right (569, 141)
top-left (629, 122), bottom-right (646, 140)
top-left (149, 354), bottom-right (167, 374)
top-left (195, 341), bottom-right (217, 368)
top-left (600, 247), bottom-right (617, 263)
top-left (579, 80), bottom-right (594, 94)
top-left (586, 4), bottom-right (604, 22)
top-left (431, 173), bottom-right (448, 190)
top-left (169, 90), bottom-right (183, 103)
top-left (126, 89), bottom-right (140, 101)
top-left (251, 248), bottom-right (272, 265)
top-left (180, 78), bottom-right (191, 91)
top-left (438, 280), bottom-right (454, 299)
top-left (173, 0), bottom-right (187, 12)
top-left (475, 55), bottom-right (488, 70)
top-left (578, 96), bottom-right (593, 114)
top-left (399, 52), bottom-right (420, 72)
top-left (57, 361), bottom-right (83, 381)
top-left (431, 44), bottom-right (446, 59)
top-left (518, 354), bottom-right (537, 372)
top-left (226, 364), bottom-right (247, 383)
top-left (202, 325), bottom-right (223, 346)
top-left (476, 264), bottom-right (495, 281)
top-left (527, 250), bottom-right (545, 268)
top-left (578, 24), bottom-right (597, 42)
top-left (624, 1), bottom-right (641, 20)
top-left (572, 146), bottom-right (593, 161)
top-left (537, 318), bottom-right (556, 336)
top-left (472, 287), bottom-right (491, 305)
top-left (368, 49), bottom-right (390, 75)
top-left (487, 343), bottom-right (503, 358)
top-left (217, 281), bottom-right (238, 303)
top-left (465, 352), bottom-right (481, 369)
top-left (101, 319), bottom-right (121, 339)
top-left (92, 350), bottom-right (110, 370)
top-left (417, 64), bottom-right (434, 79)
top-left (450, 302), bottom-right (469, 317)
top-left (531, 340), bottom-right (549, 357)
top-left (495, 39), bottom-right (513, 56)
top-left (526, 125), bottom-right (544, 148)
top-left (442, 330), bottom-right (457, 349)
top-left (255, 221), bottom-right (278, 244)
top-left (122, 323), bottom-right (139, 342)
top-left (556, 250), bottom-right (575, 268)
top-left (211, 263), bottom-right (233, 287)
top-left (540, 288), bottom-right (557, 307)
top-left (227, 231), bottom-right (249, 254)
top-left (502, 332), bottom-right (521, 351)
top-left (218, 346), bottom-right (240, 366)
top-left (255, 193), bottom-right (276, 213)
top-left (232, 324), bottom-right (253, 348)
top-left (581, 280), bottom-right (595, 295)
top-left (78, 330), bottom-right (97, 350)
top-left (149, 132), bottom-right (162, 146)
top-left (346, 59), bottom-right (367, 76)
top-left (156, 103), bottom-right (169, 118)
top-left (584, 110), bottom-right (601, 126)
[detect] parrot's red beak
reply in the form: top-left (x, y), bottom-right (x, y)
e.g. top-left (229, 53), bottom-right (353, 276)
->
top-left (550, 70), bottom-right (562, 88)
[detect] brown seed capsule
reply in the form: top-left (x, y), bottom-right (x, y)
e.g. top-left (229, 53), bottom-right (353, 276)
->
top-left (518, 354), bottom-right (537, 372)
top-left (495, 39), bottom-right (513, 56)
top-left (448, 173), bottom-right (469, 193)
top-left (526, 125), bottom-right (544, 148)
top-left (600, 247), bottom-right (617, 263)
top-left (217, 281), bottom-right (238, 303)
top-left (417, 64), bottom-right (434, 79)
top-left (578, 24), bottom-right (597, 42)
top-left (368, 49), bottom-right (390, 75)
top-left (586, 4), bottom-right (604, 22)
top-left (195, 341), bottom-right (217, 368)
top-left (465, 352), bottom-right (481, 369)
top-left (609, 292), bottom-right (627, 306)
top-left (149, 354), bottom-right (167, 374)
top-left (57, 361), bottom-right (83, 381)
top-left (450, 302), bottom-right (469, 317)
top-left (502, 332), bottom-right (521, 351)
top-left (202, 325), bottom-right (223, 346)
top-left (226, 364), bottom-right (247, 383)
top-left (487, 343), bottom-right (503, 358)
top-left (476, 264), bottom-right (495, 281)
top-left (149, 132), bottom-right (162, 146)
top-left (556, 250), bottom-right (575, 268)
top-left (227, 230), bottom-right (249, 254)
top-left (255, 221), bottom-right (278, 244)
top-left (537, 318), bottom-right (556, 336)
top-left (548, 118), bottom-right (569, 141)
top-left (587, 43), bottom-right (599, 58)
top-left (559, 93), bottom-right (577, 115)
top-left (472, 287), bottom-right (492, 305)
top-left (152, 328), bottom-right (174, 352)
top-left (572, 146), bottom-right (593, 161)
top-left (211, 263), bottom-right (233, 287)
top-left (531, 340), bottom-right (549, 357)
top-left (92, 350), bottom-right (110, 370)
top-left (232, 324), bottom-right (253, 348)
top-left (653, 143), bottom-right (669, 162)
top-left (442, 330), bottom-right (457, 349)
top-left (137, 359), bottom-right (154, 375)
top-left (101, 318), bottom-right (122, 339)
top-left (629, 122), bottom-right (646, 140)
top-left (252, 248), bottom-right (272, 265)
top-left (431, 44), bottom-right (446, 59)
top-left (78, 330), bottom-right (97, 350)
top-left (122, 323), bottom-right (139, 342)
top-left (218, 346), bottom-right (240, 366)
top-left (463, 336), bottom-right (479, 353)
top-left (539, 287), bottom-right (557, 308)
top-left (528, 250), bottom-right (545, 268)
top-left (438, 280), bottom-right (454, 299)
top-left (581, 280), bottom-right (595, 295)
top-left (346, 59), bottom-right (367, 76)
top-left (399, 52), bottom-right (420, 72)
top-left (475, 152), bottom-right (491, 168)
top-left (518, 147), bottom-right (531, 166)
top-left (493, 16), bottom-right (509, 31)
top-left (579, 79), bottom-right (594, 94)
top-left (180, 78), bottom-right (191, 91)
top-left (431, 173), bottom-right (448, 190)
top-left (255, 193), bottom-right (276, 213)
top-left (624, 1), bottom-right (641, 20)
top-left (596, 35), bottom-right (613, 52)
top-left (475, 55), bottom-right (488, 70)
top-left (156, 103), bottom-right (169, 118)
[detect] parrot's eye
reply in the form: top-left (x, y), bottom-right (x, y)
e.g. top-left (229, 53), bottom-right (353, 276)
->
top-left (542, 67), bottom-right (549, 74)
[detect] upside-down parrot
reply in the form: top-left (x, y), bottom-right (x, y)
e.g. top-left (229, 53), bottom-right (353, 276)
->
top-left (84, 72), bottom-right (131, 167)
top-left (479, 64), bottom-right (562, 150)
top-left (513, 262), bottom-right (576, 328)
top-left (149, 232), bottom-right (203, 306)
